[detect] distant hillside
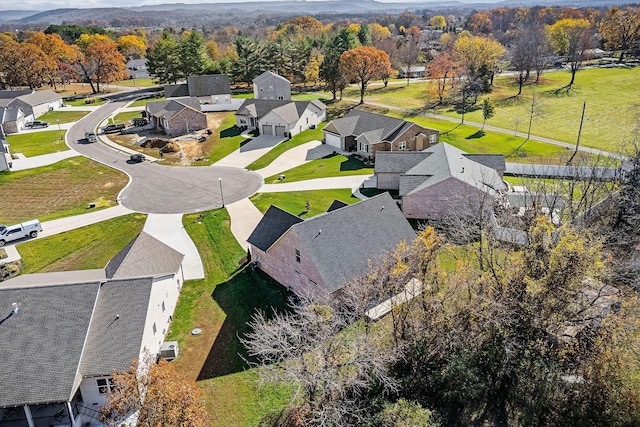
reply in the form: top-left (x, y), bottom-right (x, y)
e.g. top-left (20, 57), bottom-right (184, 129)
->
top-left (0, 10), bottom-right (39, 22)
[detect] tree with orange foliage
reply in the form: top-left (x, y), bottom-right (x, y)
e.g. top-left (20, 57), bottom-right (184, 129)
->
top-left (26, 32), bottom-right (76, 89)
top-left (599, 6), bottom-right (640, 62)
top-left (76, 34), bottom-right (128, 93)
top-left (427, 50), bottom-right (458, 105)
top-left (340, 46), bottom-right (391, 104)
top-left (0, 40), bottom-right (51, 89)
top-left (100, 357), bottom-right (210, 427)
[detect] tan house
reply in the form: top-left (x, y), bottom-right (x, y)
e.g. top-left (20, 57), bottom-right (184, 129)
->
top-left (146, 97), bottom-right (207, 136)
top-left (323, 110), bottom-right (439, 159)
top-left (247, 193), bottom-right (416, 297)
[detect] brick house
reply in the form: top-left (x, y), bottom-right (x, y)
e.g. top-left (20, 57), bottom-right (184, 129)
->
top-left (247, 193), bottom-right (416, 296)
top-left (323, 110), bottom-right (439, 159)
top-left (146, 97), bottom-right (207, 136)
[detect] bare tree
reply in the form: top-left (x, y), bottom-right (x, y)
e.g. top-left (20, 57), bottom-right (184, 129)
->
top-left (398, 37), bottom-right (421, 86)
top-left (510, 23), bottom-right (547, 96)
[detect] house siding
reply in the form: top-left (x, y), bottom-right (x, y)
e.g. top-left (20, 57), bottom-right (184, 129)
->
top-left (165, 108), bottom-right (207, 136)
top-left (254, 76), bottom-right (291, 101)
top-left (402, 177), bottom-right (491, 220)
top-left (251, 231), bottom-right (330, 297)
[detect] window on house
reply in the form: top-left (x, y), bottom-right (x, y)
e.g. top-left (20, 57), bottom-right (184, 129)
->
top-left (97, 378), bottom-right (116, 394)
top-left (398, 141), bottom-right (406, 150)
top-left (295, 249), bottom-right (301, 263)
top-left (260, 86), bottom-right (264, 92)
top-left (153, 322), bottom-right (157, 335)
top-left (429, 134), bottom-right (437, 143)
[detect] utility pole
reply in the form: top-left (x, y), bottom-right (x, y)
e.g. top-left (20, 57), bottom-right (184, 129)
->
top-left (567, 102), bottom-right (586, 165)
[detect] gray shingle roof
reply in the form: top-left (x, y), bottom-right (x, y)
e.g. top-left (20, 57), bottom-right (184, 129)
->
top-left (0, 270), bottom-right (106, 289)
top-left (327, 200), bottom-right (348, 212)
top-left (374, 151), bottom-right (430, 174)
top-left (253, 71), bottom-right (290, 84)
top-left (0, 90), bottom-right (31, 102)
top-left (248, 205), bottom-right (303, 251)
top-left (105, 232), bottom-right (184, 279)
top-left (187, 74), bottom-right (230, 97)
top-left (292, 193), bottom-right (415, 292)
top-left (146, 98), bottom-right (201, 120)
top-left (325, 110), bottom-right (405, 141)
top-left (14, 90), bottom-right (61, 106)
top-left (164, 84), bottom-right (189, 98)
top-left (3, 107), bottom-right (21, 122)
top-left (463, 154), bottom-right (506, 172)
top-left (80, 278), bottom-right (153, 377)
top-left (0, 282), bottom-right (100, 407)
top-left (236, 99), bottom-right (291, 119)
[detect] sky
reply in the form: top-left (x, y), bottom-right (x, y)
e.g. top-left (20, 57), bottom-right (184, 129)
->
top-left (1, 0), bottom-right (503, 12)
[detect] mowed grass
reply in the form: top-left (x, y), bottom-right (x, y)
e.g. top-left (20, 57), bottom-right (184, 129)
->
top-left (37, 110), bottom-right (90, 124)
top-left (0, 157), bottom-right (128, 224)
top-left (112, 110), bottom-right (144, 125)
top-left (265, 153), bottom-right (373, 183)
top-left (204, 112), bottom-right (249, 164)
top-left (250, 189), bottom-right (360, 218)
top-left (64, 97), bottom-right (107, 107)
top-left (116, 78), bottom-right (156, 87)
top-left (246, 124), bottom-right (326, 171)
top-left (5, 130), bottom-right (68, 157)
top-left (17, 213), bottom-right (146, 274)
top-left (168, 210), bottom-right (291, 426)
top-left (129, 96), bottom-right (165, 107)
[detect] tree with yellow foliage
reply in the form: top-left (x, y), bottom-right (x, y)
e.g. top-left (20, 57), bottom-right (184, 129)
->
top-left (116, 34), bottom-right (147, 59)
top-left (546, 18), bottom-right (592, 86)
top-left (598, 6), bottom-right (640, 62)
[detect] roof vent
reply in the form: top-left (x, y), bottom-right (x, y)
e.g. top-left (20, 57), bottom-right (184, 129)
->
top-left (11, 302), bottom-right (19, 315)
top-left (316, 229), bottom-right (322, 238)
top-left (461, 167), bottom-right (465, 173)
top-left (381, 205), bottom-right (385, 211)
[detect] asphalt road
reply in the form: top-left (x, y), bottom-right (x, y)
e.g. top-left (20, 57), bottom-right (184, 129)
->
top-left (67, 100), bottom-right (262, 214)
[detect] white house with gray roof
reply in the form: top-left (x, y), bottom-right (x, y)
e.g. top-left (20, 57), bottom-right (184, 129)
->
top-left (253, 71), bottom-right (291, 101)
top-left (8, 90), bottom-right (63, 122)
top-left (0, 233), bottom-right (184, 427)
top-left (375, 142), bottom-right (507, 220)
top-left (165, 74), bottom-right (231, 105)
top-left (236, 98), bottom-right (326, 137)
top-left (247, 193), bottom-right (416, 297)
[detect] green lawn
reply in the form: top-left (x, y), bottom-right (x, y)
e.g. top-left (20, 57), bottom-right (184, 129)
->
top-left (265, 153), bottom-right (373, 183)
top-left (246, 124), bottom-right (326, 171)
top-left (0, 157), bottom-right (129, 224)
top-left (17, 213), bottom-right (146, 274)
top-left (64, 97), bottom-right (107, 107)
top-left (116, 78), bottom-right (157, 87)
top-left (113, 110), bottom-right (144, 124)
top-left (5, 130), bottom-right (67, 157)
top-left (129, 96), bottom-right (165, 107)
top-left (205, 113), bottom-right (249, 164)
top-left (37, 110), bottom-right (90, 124)
top-left (250, 189), bottom-right (360, 218)
top-left (168, 209), bottom-right (292, 426)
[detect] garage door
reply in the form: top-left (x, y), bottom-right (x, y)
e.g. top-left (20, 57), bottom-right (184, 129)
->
top-left (262, 124), bottom-right (273, 135)
top-left (325, 133), bottom-right (341, 149)
top-left (275, 125), bottom-right (286, 136)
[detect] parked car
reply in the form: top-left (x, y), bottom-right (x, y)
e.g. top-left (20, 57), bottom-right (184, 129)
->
top-left (26, 120), bottom-right (49, 128)
top-left (132, 118), bottom-right (148, 126)
top-left (0, 219), bottom-right (42, 246)
top-left (84, 131), bottom-right (98, 143)
top-left (102, 123), bottom-right (126, 133)
top-left (130, 153), bottom-right (145, 163)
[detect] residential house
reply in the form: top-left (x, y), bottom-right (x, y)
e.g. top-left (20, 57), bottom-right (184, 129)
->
top-left (8, 90), bottom-right (63, 121)
top-left (164, 74), bottom-right (231, 105)
top-left (375, 142), bottom-right (506, 220)
top-left (146, 97), bottom-right (207, 136)
top-left (247, 193), bottom-right (416, 296)
top-left (236, 98), bottom-right (326, 137)
top-left (0, 106), bottom-right (26, 134)
top-left (125, 58), bottom-right (149, 79)
top-left (323, 110), bottom-right (439, 158)
top-left (1, 125), bottom-right (11, 170)
top-left (253, 71), bottom-right (291, 100)
top-left (398, 66), bottom-right (426, 79)
top-left (0, 233), bottom-right (184, 427)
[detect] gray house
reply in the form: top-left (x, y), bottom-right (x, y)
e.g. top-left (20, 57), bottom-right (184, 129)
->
top-left (375, 142), bottom-right (506, 220)
top-left (253, 71), bottom-right (291, 101)
top-left (323, 110), bottom-right (439, 158)
top-left (165, 74), bottom-right (231, 105)
top-left (8, 90), bottom-right (63, 121)
top-left (236, 98), bottom-right (326, 137)
top-left (0, 233), bottom-right (184, 427)
top-left (125, 58), bottom-right (149, 79)
top-left (0, 106), bottom-right (26, 134)
top-left (248, 193), bottom-right (416, 297)
top-left (146, 97), bottom-right (207, 136)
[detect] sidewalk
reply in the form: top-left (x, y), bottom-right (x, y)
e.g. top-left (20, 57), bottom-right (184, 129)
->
top-left (260, 175), bottom-right (372, 192)
top-left (224, 198), bottom-right (264, 251)
top-left (10, 150), bottom-right (81, 171)
top-left (255, 140), bottom-right (331, 178)
top-left (142, 214), bottom-right (205, 280)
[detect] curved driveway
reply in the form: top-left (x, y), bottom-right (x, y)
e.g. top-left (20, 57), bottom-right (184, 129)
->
top-left (67, 101), bottom-right (262, 214)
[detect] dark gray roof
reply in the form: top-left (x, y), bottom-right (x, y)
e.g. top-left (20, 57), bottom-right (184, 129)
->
top-left (80, 278), bottom-right (153, 377)
top-left (126, 58), bottom-right (147, 69)
top-left (324, 110), bottom-right (404, 141)
top-left (0, 269), bottom-right (106, 289)
top-left (187, 74), bottom-right (230, 97)
top-left (14, 90), bottom-right (61, 106)
top-left (0, 282), bottom-right (100, 407)
top-left (164, 84), bottom-right (189, 98)
top-left (236, 99), bottom-right (291, 119)
top-left (375, 151), bottom-right (430, 174)
top-left (253, 71), bottom-right (290, 84)
top-left (327, 200), bottom-right (348, 212)
top-left (464, 154), bottom-right (506, 172)
top-left (105, 232), bottom-right (184, 279)
top-left (292, 193), bottom-right (415, 292)
top-left (2, 107), bottom-right (21, 122)
top-left (146, 98), bottom-right (201, 120)
top-left (248, 205), bottom-right (303, 251)
top-left (0, 90), bottom-right (31, 100)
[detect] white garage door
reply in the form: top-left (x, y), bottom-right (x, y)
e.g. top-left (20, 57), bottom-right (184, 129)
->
top-left (262, 124), bottom-right (273, 135)
top-left (325, 133), bottom-right (341, 149)
top-left (275, 125), bottom-right (286, 136)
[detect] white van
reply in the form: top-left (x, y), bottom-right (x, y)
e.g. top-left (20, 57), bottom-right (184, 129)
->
top-left (0, 219), bottom-right (42, 246)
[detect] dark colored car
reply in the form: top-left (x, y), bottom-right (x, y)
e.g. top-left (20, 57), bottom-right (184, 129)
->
top-left (26, 120), bottom-right (49, 128)
top-left (102, 123), bottom-right (126, 133)
top-left (130, 153), bottom-right (146, 163)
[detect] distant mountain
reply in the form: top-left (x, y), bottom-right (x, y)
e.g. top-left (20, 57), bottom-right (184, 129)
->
top-left (0, 10), bottom-right (39, 23)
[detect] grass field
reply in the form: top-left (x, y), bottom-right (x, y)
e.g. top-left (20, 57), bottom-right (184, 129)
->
top-left (18, 214), bottom-right (146, 274)
top-left (129, 96), bottom-right (165, 107)
top-left (205, 113), bottom-right (249, 164)
top-left (116, 78), bottom-right (156, 87)
top-left (0, 157), bottom-right (128, 224)
top-left (112, 110), bottom-right (144, 124)
top-left (250, 189), bottom-right (360, 218)
top-left (37, 110), bottom-right (90, 124)
top-left (64, 97), bottom-right (107, 107)
top-left (265, 153), bottom-right (373, 183)
top-left (246, 124), bottom-right (326, 171)
top-left (329, 67), bottom-right (638, 153)
top-left (168, 210), bottom-right (291, 426)
top-left (5, 130), bottom-right (68, 157)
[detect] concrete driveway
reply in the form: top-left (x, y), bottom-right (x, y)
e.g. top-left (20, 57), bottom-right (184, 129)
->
top-left (213, 135), bottom-right (285, 169)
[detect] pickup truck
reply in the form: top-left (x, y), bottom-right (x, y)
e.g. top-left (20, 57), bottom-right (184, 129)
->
top-left (84, 131), bottom-right (98, 143)
top-left (0, 219), bottom-right (42, 246)
top-left (102, 123), bottom-right (126, 133)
